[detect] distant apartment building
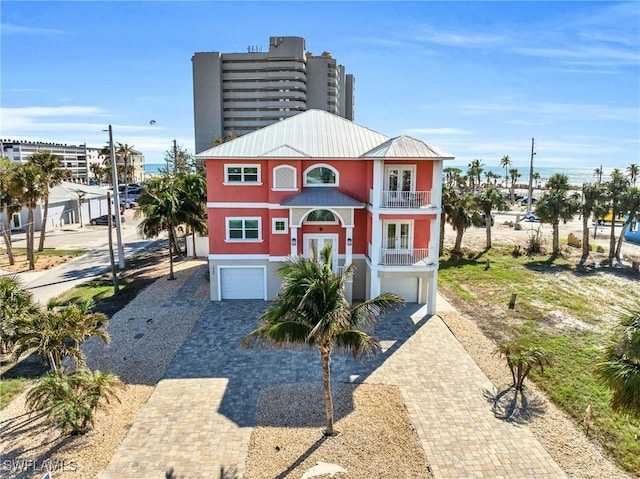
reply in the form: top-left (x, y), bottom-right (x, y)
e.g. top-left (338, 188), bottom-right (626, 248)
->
top-left (192, 36), bottom-right (355, 153)
top-left (1, 139), bottom-right (97, 183)
top-left (1, 139), bottom-right (145, 184)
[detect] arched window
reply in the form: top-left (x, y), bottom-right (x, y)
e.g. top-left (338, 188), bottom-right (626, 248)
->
top-left (273, 165), bottom-right (297, 190)
top-left (304, 164), bottom-right (338, 186)
top-left (305, 209), bottom-right (337, 223)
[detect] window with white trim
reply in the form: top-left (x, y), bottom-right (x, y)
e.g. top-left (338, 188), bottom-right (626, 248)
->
top-left (272, 218), bottom-right (288, 234)
top-left (273, 165), bottom-right (297, 190)
top-left (304, 164), bottom-right (338, 186)
top-left (225, 164), bottom-right (260, 184)
top-left (226, 217), bottom-right (261, 241)
top-left (305, 209), bottom-right (338, 224)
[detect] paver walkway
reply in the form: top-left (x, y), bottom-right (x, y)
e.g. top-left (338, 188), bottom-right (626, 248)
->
top-left (101, 277), bottom-right (567, 478)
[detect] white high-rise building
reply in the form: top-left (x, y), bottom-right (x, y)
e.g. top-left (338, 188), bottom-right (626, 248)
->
top-left (192, 36), bottom-right (354, 154)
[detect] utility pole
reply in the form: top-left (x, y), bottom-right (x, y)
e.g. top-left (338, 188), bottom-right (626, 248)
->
top-left (173, 139), bottom-right (178, 175)
top-left (108, 125), bottom-right (126, 269)
top-left (526, 138), bottom-right (535, 213)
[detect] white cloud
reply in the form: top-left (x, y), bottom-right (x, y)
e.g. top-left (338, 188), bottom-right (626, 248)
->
top-left (411, 25), bottom-right (502, 48)
top-left (1, 23), bottom-right (70, 36)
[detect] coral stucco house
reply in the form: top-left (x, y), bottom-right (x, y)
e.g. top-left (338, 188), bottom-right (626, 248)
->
top-left (196, 110), bottom-right (453, 314)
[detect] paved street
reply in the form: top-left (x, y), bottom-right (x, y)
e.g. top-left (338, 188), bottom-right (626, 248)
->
top-left (1, 210), bottom-right (156, 305)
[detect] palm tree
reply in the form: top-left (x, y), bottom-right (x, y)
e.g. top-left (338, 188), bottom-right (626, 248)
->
top-left (593, 167), bottom-right (603, 184)
top-left (0, 160), bottom-right (21, 265)
top-left (475, 187), bottom-right (508, 249)
top-left (0, 275), bottom-right (37, 353)
top-left (443, 167), bottom-right (462, 188)
top-left (12, 300), bottom-right (109, 372)
top-left (614, 186), bottom-right (640, 260)
top-left (28, 151), bottom-right (71, 252)
top-left (509, 168), bottom-right (521, 202)
top-left (500, 155), bottom-right (512, 188)
top-left (627, 163), bottom-right (639, 187)
top-left (26, 368), bottom-right (124, 434)
top-left (605, 169), bottom-right (630, 262)
top-left (439, 185), bottom-right (456, 256)
top-left (579, 183), bottom-right (607, 263)
top-left (495, 340), bottom-right (551, 391)
top-left (533, 172), bottom-right (541, 189)
top-left (176, 172), bottom-right (208, 258)
top-left (11, 163), bottom-right (45, 270)
top-left (535, 190), bottom-right (579, 256)
top-left (447, 193), bottom-right (481, 255)
top-left (89, 162), bottom-right (105, 183)
top-left (595, 309), bottom-right (640, 418)
top-left (116, 143), bottom-right (135, 205)
top-left (467, 159), bottom-right (484, 192)
top-left (135, 175), bottom-right (181, 280)
top-left (242, 244), bottom-right (403, 436)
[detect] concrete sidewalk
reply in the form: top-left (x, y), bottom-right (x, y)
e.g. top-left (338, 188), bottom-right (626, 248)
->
top-left (100, 276), bottom-right (567, 479)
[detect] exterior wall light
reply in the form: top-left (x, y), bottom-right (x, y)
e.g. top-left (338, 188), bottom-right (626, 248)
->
top-left (291, 238), bottom-right (297, 246)
top-left (347, 238), bottom-right (352, 246)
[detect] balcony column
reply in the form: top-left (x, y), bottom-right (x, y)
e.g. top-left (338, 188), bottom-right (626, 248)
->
top-left (372, 159), bottom-right (384, 208)
top-left (370, 213), bottom-right (382, 265)
top-left (290, 226), bottom-right (298, 256)
top-left (427, 270), bottom-right (437, 315)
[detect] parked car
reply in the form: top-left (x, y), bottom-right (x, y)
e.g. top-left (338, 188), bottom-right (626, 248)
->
top-left (521, 211), bottom-right (539, 222)
top-left (120, 199), bottom-right (139, 209)
top-left (90, 214), bottom-right (125, 226)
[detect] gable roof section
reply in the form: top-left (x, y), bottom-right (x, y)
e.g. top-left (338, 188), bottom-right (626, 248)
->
top-left (196, 110), bottom-right (389, 159)
top-left (281, 188), bottom-right (364, 208)
top-left (48, 182), bottom-right (109, 203)
top-left (361, 135), bottom-right (453, 159)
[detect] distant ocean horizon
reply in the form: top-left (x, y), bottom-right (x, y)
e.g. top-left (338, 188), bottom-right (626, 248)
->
top-left (143, 163), bottom-right (625, 187)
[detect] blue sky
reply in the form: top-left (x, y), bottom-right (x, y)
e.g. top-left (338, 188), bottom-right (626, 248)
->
top-left (1, 1), bottom-right (638, 170)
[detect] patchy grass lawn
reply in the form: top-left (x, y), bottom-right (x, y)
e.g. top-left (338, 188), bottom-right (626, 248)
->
top-left (0, 247), bottom-right (85, 273)
top-left (438, 245), bottom-right (640, 476)
top-left (0, 378), bottom-right (28, 409)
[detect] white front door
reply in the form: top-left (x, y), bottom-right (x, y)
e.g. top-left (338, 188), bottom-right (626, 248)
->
top-left (304, 234), bottom-right (338, 271)
top-left (385, 166), bottom-right (414, 193)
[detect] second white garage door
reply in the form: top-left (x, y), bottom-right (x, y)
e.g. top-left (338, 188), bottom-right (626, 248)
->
top-left (220, 267), bottom-right (265, 300)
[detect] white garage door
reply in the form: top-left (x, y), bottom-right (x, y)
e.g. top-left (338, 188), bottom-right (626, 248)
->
top-left (381, 277), bottom-right (417, 303)
top-left (220, 267), bottom-right (265, 300)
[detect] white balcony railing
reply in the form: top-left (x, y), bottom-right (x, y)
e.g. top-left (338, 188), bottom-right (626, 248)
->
top-left (379, 248), bottom-right (431, 266)
top-left (381, 191), bottom-right (431, 208)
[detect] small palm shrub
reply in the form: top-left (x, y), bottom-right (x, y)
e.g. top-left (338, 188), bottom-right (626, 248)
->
top-left (26, 368), bottom-right (124, 434)
top-left (495, 340), bottom-right (551, 391)
top-left (595, 309), bottom-right (640, 417)
top-left (526, 226), bottom-right (545, 255)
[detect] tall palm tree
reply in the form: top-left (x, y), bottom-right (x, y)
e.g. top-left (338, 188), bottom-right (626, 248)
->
top-left (593, 167), bottom-right (603, 184)
top-left (535, 191), bottom-right (579, 256)
top-left (605, 169), bottom-right (630, 262)
top-left (135, 175), bottom-right (181, 280)
top-left (467, 159), bottom-right (484, 192)
top-left (439, 185), bottom-right (456, 256)
top-left (475, 187), bottom-right (508, 249)
top-left (176, 172), bottom-right (208, 258)
top-left (595, 309), bottom-right (640, 418)
top-left (500, 155), bottom-right (512, 188)
top-left (508, 168), bottom-right (521, 202)
top-left (28, 151), bottom-right (71, 252)
top-left (12, 301), bottom-right (109, 372)
top-left (11, 163), bottom-right (45, 270)
top-left (627, 163), bottom-right (639, 187)
top-left (0, 160), bottom-right (21, 265)
top-left (242, 244), bottom-right (403, 436)
top-left (533, 172), bottom-right (541, 189)
top-left (579, 183), bottom-right (607, 263)
top-left (614, 186), bottom-right (640, 260)
top-left (447, 193), bottom-right (481, 255)
top-left (443, 167), bottom-right (462, 188)
top-left (116, 143), bottom-right (135, 205)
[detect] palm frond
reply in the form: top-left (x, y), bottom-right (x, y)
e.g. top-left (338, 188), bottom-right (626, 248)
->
top-left (350, 292), bottom-right (405, 328)
top-left (333, 330), bottom-right (381, 358)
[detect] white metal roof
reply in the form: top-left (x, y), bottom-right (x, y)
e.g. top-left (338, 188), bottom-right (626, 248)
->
top-left (196, 109), bottom-right (454, 160)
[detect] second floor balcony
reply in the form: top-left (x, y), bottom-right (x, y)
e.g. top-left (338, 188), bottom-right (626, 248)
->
top-left (378, 190), bottom-right (432, 208)
top-left (379, 248), bottom-right (433, 266)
